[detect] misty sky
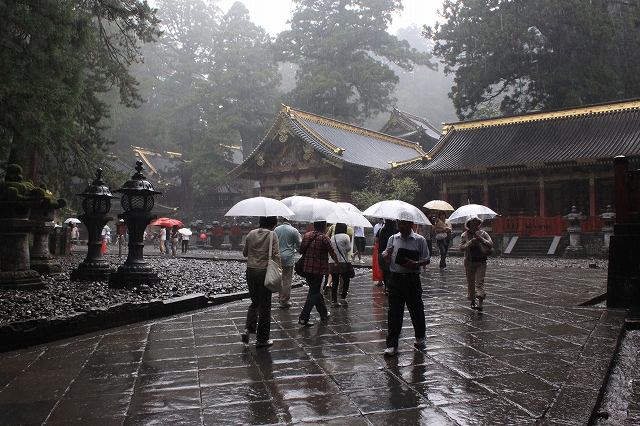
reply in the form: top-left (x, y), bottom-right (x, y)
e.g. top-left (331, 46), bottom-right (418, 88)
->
top-left (217, 0), bottom-right (442, 36)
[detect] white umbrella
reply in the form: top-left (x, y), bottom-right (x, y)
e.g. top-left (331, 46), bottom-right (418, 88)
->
top-left (447, 204), bottom-right (499, 225)
top-left (64, 218), bottom-right (81, 224)
top-left (178, 228), bottom-right (193, 236)
top-left (225, 196), bottom-right (295, 219)
top-left (287, 198), bottom-right (349, 223)
top-left (336, 202), bottom-right (363, 214)
top-left (343, 210), bottom-right (373, 228)
top-left (423, 200), bottom-right (455, 211)
top-left (280, 195), bottom-right (313, 208)
top-left (362, 200), bottom-right (432, 225)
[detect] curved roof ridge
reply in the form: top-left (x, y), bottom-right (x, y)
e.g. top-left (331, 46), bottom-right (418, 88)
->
top-left (442, 98), bottom-right (640, 134)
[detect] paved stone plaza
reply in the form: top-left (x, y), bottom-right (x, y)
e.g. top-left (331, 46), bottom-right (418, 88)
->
top-left (0, 261), bottom-right (636, 425)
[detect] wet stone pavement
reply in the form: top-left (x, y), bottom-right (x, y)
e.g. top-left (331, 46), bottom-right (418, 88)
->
top-left (0, 263), bottom-right (630, 425)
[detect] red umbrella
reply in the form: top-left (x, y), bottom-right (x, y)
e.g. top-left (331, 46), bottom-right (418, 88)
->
top-left (151, 217), bottom-right (183, 227)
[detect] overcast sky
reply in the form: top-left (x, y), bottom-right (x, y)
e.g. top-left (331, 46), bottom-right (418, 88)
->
top-left (217, 0), bottom-right (442, 36)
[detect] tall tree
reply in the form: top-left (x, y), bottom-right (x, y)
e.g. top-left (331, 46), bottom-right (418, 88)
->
top-left (276, 0), bottom-right (433, 124)
top-left (0, 0), bottom-right (160, 193)
top-left (425, 0), bottom-right (623, 120)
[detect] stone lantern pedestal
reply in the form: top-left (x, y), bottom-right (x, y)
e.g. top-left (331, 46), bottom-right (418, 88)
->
top-left (71, 169), bottom-right (116, 282)
top-left (598, 205), bottom-right (616, 255)
top-left (29, 207), bottom-right (62, 275)
top-left (109, 160), bottom-right (161, 289)
top-left (562, 205), bottom-right (586, 258)
top-left (0, 211), bottom-right (44, 290)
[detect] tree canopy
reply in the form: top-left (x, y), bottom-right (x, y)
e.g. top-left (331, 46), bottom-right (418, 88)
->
top-left (425, 0), bottom-right (640, 120)
top-left (276, 0), bottom-right (434, 124)
top-left (0, 0), bottom-right (161, 191)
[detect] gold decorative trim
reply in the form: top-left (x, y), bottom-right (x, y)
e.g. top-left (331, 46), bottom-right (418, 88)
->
top-left (442, 99), bottom-right (640, 133)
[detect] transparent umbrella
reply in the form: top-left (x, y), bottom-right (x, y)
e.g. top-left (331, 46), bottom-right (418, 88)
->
top-left (447, 204), bottom-right (499, 225)
top-left (225, 196), bottom-right (294, 219)
top-left (362, 200), bottom-right (431, 225)
top-left (287, 198), bottom-right (349, 223)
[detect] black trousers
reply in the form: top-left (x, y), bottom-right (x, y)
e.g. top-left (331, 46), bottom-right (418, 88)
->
top-left (386, 272), bottom-right (426, 349)
top-left (245, 267), bottom-right (272, 343)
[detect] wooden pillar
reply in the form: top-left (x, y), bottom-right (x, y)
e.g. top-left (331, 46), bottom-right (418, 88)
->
top-left (483, 179), bottom-right (489, 207)
top-left (441, 182), bottom-right (448, 202)
top-left (539, 177), bottom-right (546, 218)
top-left (589, 173), bottom-right (596, 217)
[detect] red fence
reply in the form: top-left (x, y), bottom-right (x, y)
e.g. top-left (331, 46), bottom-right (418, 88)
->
top-left (491, 216), bottom-right (606, 236)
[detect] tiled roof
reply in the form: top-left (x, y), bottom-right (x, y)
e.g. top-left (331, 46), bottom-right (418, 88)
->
top-left (231, 106), bottom-right (427, 176)
top-left (396, 99), bottom-right (640, 172)
top-left (378, 108), bottom-right (441, 152)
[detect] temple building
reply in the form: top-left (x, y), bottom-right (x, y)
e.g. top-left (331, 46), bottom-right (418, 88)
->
top-left (395, 98), bottom-right (640, 235)
top-left (229, 105), bottom-right (428, 201)
top-left (230, 99), bottom-right (640, 242)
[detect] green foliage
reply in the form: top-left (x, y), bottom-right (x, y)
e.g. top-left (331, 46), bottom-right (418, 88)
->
top-left (350, 169), bottom-right (419, 208)
top-left (277, 0), bottom-right (434, 124)
top-left (0, 0), bottom-right (161, 199)
top-left (425, 0), bottom-right (633, 119)
top-left (0, 164), bottom-right (66, 209)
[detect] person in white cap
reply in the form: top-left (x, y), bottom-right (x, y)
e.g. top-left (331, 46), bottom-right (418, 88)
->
top-left (459, 215), bottom-right (493, 312)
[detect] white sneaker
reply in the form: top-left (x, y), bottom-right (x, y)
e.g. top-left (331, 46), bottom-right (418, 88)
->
top-left (414, 337), bottom-right (426, 347)
top-left (339, 298), bottom-right (348, 305)
top-left (383, 347), bottom-right (397, 357)
top-left (360, 259), bottom-right (365, 264)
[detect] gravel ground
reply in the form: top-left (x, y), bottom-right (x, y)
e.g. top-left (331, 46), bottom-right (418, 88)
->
top-left (0, 250), bottom-right (607, 327)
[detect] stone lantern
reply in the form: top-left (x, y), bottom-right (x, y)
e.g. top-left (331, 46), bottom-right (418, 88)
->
top-left (0, 164), bottom-right (49, 290)
top-left (598, 205), bottom-right (616, 249)
top-left (562, 205), bottom-right (586, 256)
top-left (109, 160), bottom-right (161, 289)
top-left (70, 168), bottom-right (115, 282)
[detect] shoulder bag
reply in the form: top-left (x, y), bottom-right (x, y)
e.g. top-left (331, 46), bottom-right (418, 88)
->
top-left (334, 237), bottom-right (355, 279)
top-left (264, 231), bottom-right (282, 292)
top-left (294, 233), bottom-right (317, 278)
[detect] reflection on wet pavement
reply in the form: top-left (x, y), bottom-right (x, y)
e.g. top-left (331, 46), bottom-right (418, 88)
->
top-left (0, 263), bottom-right (628, 424)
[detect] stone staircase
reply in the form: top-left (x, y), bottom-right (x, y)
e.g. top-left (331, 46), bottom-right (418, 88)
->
top-left (503, 236), bottom-right (561, 257)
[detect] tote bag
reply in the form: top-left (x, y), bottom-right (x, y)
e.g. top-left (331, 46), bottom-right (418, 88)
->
top-left (264, 232), bottom-right (282, 292)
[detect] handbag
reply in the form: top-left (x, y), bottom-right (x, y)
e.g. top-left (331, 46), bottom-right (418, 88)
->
top-left (264, 232), bottom-right (282, 292)
top-left (334, 237), bottom-right (355, 279)
top-left (435, 232), bottom-right (448, 240)
top-left (479, 242), bottom-right (494, 257)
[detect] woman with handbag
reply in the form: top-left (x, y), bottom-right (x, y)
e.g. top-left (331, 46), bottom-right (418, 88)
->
top-left (328, 223), bottom-right (353, 307)
top-left (434, 211), bottom-right (452, 269)
top-left (242, 216), bottom-right (281, 347)
top-left (459, 215), bottom-right (493, 313)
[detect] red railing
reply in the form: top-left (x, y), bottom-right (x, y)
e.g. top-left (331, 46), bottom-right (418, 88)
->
top-left (491, 216), bottom-right (606, 236)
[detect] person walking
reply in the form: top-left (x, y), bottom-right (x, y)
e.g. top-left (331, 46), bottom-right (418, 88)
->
top-left (170, 225), bottom-right (179, 257)
top-left (181, 232), bottom-right (190, 253)
top-left (353, 225), bottom-right (366, 264)
top-left (158, 227), bottom-right (166, 254)
top-left (382, 216), bottom-right (430, 356)
top-left (459, 215), bottom-right (493, 313)
top-left (434, 211), bottom-right (453, 269)
top-left (377, 219), bottom-right (397, 295)
top-left (328, 223), bottom-right (352, 307)
top-left (372, 218), bottom-right (384, 286)
top-left (274, 218), bottom-right (301, 309)
top-left (298, 221), bottom-right (339, 326)
top-left (69, 223), bottom-right (80, 253)
top-left (241, 216), bottom-right (280, 347)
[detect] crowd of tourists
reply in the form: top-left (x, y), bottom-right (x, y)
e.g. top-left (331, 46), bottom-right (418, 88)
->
top-left (240, 211), bottom-right (493, 355)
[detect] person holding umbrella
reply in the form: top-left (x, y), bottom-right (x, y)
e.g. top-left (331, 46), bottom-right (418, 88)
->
top-left (297, 221), bottom-right (339, 326)
top-left (242, 216), bottom-right (281, 347)
top-left (459, 215), bottom-right (493, 312)
top-left (382, 213), bottom-right (430, 356)
top-left (433, 211), bottom-right (453, 269)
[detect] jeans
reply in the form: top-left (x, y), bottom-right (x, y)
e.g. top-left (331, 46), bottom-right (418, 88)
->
top-left (437, 239), bottom-right (449, 268)
top-left (386, 272), bottom-right (426, 349)
top-left (245, 267), bottom-right (272, 343)
top-left (299, 274), bottom-right (329, 321)
top-left (331, 272), bottom-right (350, 302)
